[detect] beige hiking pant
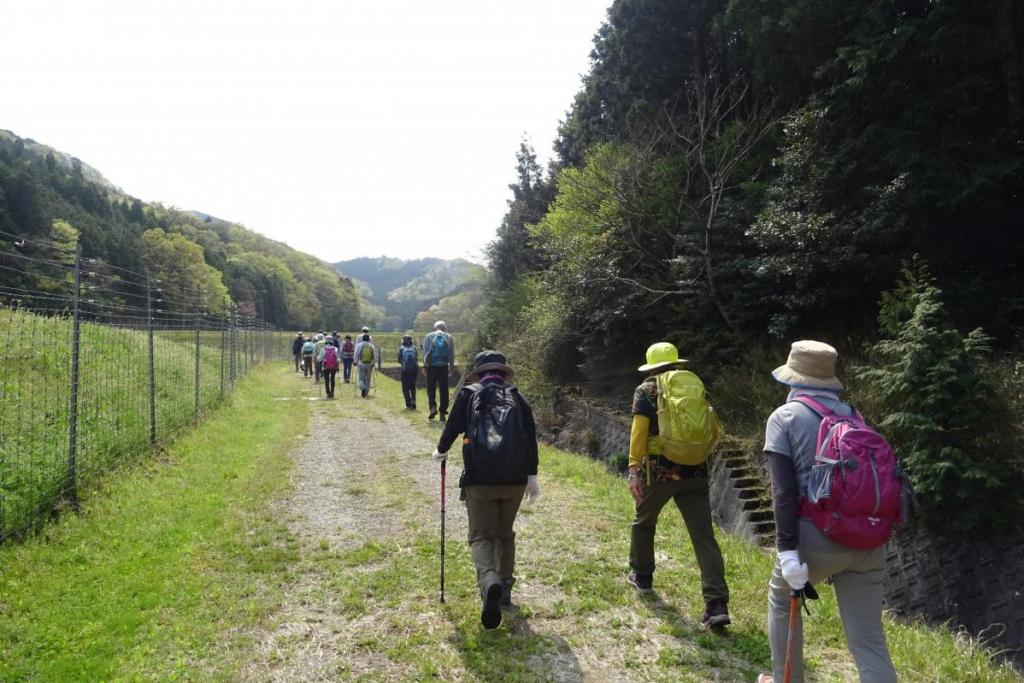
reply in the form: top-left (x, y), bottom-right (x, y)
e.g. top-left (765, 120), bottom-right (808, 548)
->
top-left (768, 518), bottom-right (897, 682)
top-left (464, 484), bottom-right (526, 594)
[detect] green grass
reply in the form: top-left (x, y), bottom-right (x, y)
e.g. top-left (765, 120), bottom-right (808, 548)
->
top-left (0, 307), bottom-right (269, 538)
top-left (0, 367), bottom-right (1017, 681)
top-left (0, 362), bottom-right (308, 681)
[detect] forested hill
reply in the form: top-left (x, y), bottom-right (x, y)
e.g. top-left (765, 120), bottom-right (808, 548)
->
top-left (0, 130), bottom-right (361, 330)
top-left (335, 256), bottom-right (484, 331)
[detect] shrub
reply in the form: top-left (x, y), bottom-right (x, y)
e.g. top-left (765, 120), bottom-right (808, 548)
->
top-left (856, 259), bottom-right (1022, 532)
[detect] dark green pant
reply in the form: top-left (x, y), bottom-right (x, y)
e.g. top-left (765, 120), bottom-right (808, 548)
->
top-left (464, 484), bottom-right (526, 594)
top-left (629, 477), bottom-right (729, 603)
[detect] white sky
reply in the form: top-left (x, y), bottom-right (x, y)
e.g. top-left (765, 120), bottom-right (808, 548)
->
top-left (0, 0), bottom-right (609, 263)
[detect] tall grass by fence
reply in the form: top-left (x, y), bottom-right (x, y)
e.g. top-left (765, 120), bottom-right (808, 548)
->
top-left (0, 233), bottom-right (282, 542)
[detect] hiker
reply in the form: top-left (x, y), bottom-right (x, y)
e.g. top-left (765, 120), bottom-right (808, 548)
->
top-left (431, 350), bottom-right (539, 629)
top-left (626, 342), bottom-right (730, 628)
top-left (292, 332), bottom-right (305, 372)
top-left (398, 335), bottom-right (419, 409)
top-left (301, 337), bottom-right (316, 377)
top-left (340, 334), bottom-right (355, 383)
top-left (422, 321), bottom-right (455, 421)
top-left (330, 331), bottom-right (341, 349)
top-left (354, 333), bottom-right (376, 398)
top-left (318, 339), bottom-right (340, 398)
top-left (758, 341), bottom-right (898, 683)
top-left (314, 334), bottom-right (327, 383)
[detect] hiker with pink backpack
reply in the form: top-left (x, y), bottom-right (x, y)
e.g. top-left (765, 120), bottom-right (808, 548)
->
top-left (758, 341), bottom-right (902, 683)
top-left (318, 340), bottom-right (341, 399)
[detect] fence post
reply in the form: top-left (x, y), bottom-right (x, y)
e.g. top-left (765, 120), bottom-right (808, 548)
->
top-left (194, 302), bottom-right (201, 420)
top-left (220, 307), bottom-right (226, 401)
top-left (229, 306), bottom-right (237, 387)
top-left (147, 276), bottom-right (157, 445)
top-left (66, 243), bottom-right (82, 511)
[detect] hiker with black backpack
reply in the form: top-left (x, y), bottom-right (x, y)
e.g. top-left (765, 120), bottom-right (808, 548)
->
top-left (398, 335), bottom-right (419, 409)
top-left (422, 321), bottom-right (455, 421)
top-left (318, 340), bottom-right (341, 399)
top-left (625, 342), bottom-right (731, 629)
top-left (431, 350), bottom-right (539, 630)
top-left (354, 333), bottom-right (376, 398)
top-left (292, 332), bottom-right (305, 372)
top-left (758, 341), bottom-right (900, 683)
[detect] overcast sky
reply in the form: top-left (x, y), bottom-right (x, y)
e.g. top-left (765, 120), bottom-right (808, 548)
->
top-left (0, 0), bottom-right (609, 264)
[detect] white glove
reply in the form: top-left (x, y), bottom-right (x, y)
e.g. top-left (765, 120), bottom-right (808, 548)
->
top-left (778, 550), bottom-right (808, 591)
top-left (525, 475), bottom-right (541, 503)
top-left (431, 448), bottom-right (446, 462)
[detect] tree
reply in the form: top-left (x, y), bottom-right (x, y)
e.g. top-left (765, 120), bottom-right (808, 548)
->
top-left (141, 229), bottom-right (231, 313)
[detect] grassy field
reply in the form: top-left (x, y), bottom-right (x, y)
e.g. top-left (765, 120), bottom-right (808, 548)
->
top-left (0, 365), bottom-right (1017, 681)
top-left (0, 307), bottom-right (268, 539)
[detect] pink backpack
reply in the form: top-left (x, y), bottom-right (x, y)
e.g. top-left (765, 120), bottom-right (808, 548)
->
top-left (322, 345), bottom-right (339, 370)
top-left (792, 396), bottom-right (902, 549)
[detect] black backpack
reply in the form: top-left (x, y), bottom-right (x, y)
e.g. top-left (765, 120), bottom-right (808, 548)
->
top-left (464, 383), bottom-right (530, 484)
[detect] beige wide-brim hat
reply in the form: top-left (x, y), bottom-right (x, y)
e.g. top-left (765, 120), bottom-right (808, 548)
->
top-left (772, 340), bottom-right (843, 390)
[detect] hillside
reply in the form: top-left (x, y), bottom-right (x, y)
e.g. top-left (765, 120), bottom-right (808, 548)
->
top-left (335, 256), bottom-right (485, 331)
top-left (0, 130), bottom-right (361, 330)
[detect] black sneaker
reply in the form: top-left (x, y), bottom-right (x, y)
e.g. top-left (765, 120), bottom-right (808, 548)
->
top-left (429, 409), bottom-right (437, 420)
top-left (700, 599), bottom-right (731, 628)
top-left (481, 581), bottom-right (503, 629)
top-left (627, 570), bottom-right (653, 593)
top-left (439, 412), bottom-right (447, 422)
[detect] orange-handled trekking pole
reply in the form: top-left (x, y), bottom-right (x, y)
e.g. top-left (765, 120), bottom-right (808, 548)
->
top-left (783, 589), bottom-right (800, 683)
top-left (783, 582), bottom-right (818, 683)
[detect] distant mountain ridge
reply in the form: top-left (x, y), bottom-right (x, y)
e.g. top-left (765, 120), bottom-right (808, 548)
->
top-left (334, 257), bottom-right (484, 331)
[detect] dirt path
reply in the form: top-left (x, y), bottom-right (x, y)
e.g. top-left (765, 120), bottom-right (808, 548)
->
top-left (230, 374), bottom-right (784, 682)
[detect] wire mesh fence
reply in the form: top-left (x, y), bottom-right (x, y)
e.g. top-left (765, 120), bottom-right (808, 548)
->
top-left (0, 233), bottom-right (282, 542)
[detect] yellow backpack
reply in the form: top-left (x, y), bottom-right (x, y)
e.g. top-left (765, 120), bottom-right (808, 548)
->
top-left (651, 370), bottom-right (721, 465)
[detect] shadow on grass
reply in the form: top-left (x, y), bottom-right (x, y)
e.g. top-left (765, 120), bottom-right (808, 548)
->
top-left (446, 606), bottom-right (584, 682)
top-left (637, 590), bottom-right (771, 677)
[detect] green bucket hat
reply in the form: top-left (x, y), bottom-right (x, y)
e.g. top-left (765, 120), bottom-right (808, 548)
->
top-left (638, 342), bottom-right (688, 373)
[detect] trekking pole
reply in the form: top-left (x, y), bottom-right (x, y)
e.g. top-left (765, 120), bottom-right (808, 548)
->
top-left (440, 458), bottom-right (446, 603)
top-left (783, 583), bottom-right (818, 683)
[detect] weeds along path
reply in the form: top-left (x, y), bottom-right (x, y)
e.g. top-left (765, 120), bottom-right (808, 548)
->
top-left (236, 374), bottom-right (756, 683)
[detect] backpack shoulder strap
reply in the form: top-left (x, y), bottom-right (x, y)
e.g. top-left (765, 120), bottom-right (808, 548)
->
top-left (789, 395), bottom-right (833, 417)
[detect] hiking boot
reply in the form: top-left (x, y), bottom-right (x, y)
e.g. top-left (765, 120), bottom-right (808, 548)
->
top-left (439, 412), bottom-right (447, 421)
top-left (429, 409), bottom-right (437, 420)
top-left (500, 577), bottom-right (515, 607)
top-left (700, 599), bottom-right (731, 628)
top-left (627, 570), bottom-right (653, 593)
top-left (481, 581), bottom-right (503, 629)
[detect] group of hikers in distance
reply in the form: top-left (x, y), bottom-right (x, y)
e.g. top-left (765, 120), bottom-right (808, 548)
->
top-left (425, 339), bottom-right (904, 683)
top-left (290, 321), bottom-right (457, 413)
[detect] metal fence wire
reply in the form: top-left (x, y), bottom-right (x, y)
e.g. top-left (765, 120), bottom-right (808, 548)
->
top-left (0, 236), bottom-right (284, 542)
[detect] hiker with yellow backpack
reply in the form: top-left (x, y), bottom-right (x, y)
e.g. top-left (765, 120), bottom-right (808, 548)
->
top-left (626, 342), bottom-right (731, 628)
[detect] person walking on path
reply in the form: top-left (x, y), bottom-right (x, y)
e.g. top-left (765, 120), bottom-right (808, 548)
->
top-left (432, 350), bottom-right (540, 630)
top-left (318, 340), bottom-right (341, 398)
top-left (398, 335), bottom-right (419, 409)
top-left (314, 334), bottom-right (327, 383)
top-left (340, 334), bottom-right (355, 383)
top-left (626, 342), bottom-right (731, 629)
top-left (292, 332), bottom-right (305, 372)
top-left (354, 333), bottom-right (376, 398)
top-left (301, 337), bottom-right (316, 378)
top-left (758, 341), bottom-right (898, 683)
top-left (423, 321), bottom-right (455, 421)
top-left (330, 331), bottom-right (341, 349)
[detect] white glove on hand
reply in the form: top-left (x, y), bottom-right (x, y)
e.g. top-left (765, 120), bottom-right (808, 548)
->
top-left (525, 475), bottom-right (541, 503)
top-left (778, 550), bottom-right (809, 591)
top-left (431, 448), bottom-right (446, 462)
